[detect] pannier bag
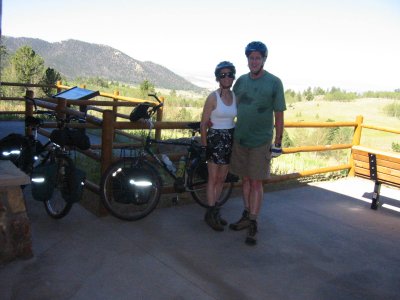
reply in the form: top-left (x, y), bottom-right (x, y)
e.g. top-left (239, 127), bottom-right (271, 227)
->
top-left (129, 103), bottom-right (152, 122)
top-left (31, 162), bottom-right (86, 203)
top-left (50, 128), bottom-right (91, 150)
top-left (195, 161), bottom-right (208, 181)
top-left (0, 133), bottom-right (36, 173)
top-left (31, 162), bottom-right (57, 201)
top-left (0, 133), bottom-right (26, 160)
top-left (63, 167), bottom-right (86, 203)
top-left (111, 167), bottom-right (153, 204)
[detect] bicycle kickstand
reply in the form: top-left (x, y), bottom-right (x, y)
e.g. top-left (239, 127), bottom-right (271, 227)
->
top-left (171, 194), bottom-right (179, 205)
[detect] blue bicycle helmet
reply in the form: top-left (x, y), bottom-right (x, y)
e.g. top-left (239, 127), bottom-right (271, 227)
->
top-left (245, 41), bottom-right (268, 58)
top-left (214, 61), bottom-right (236, 79)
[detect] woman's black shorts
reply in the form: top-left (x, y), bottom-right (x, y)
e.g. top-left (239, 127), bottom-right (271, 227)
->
top-left (206, 128), bottom-right (234, 164)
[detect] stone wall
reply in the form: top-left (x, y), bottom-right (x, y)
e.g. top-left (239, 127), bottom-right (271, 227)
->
top-left (0, 161), bottom-right (33, 264)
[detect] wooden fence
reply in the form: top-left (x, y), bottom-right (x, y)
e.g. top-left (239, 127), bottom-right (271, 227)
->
top-left (1, 81), bottom-right (399, 197)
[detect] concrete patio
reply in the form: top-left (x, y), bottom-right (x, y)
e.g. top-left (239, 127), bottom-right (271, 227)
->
top-left (0, 177), bottom-right (399, 300)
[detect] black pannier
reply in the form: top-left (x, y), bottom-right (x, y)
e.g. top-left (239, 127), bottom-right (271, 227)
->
top-left (31, 162), bottom-right (57, 201)
top-left (0, 133), bottom-right (35, 172)
top-left (50, 128), bottom-right (90, 150)
top-left (129, 103), bottom-right (152, 122)
top-left (112, 167), bottom-right (153, 205)
top-left (0, 133), bottom-right (26, 160)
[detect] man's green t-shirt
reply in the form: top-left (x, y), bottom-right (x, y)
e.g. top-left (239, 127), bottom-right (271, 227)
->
top-left (233, 71), bottom-right (286, 148)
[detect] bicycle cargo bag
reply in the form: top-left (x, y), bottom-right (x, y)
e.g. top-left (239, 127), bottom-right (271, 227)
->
top-left (112, 167), bottom-right (154, 205)
top-left (50, 128), bottom-right (91, 150)
top-left (50, 128), bottom-right (69, 147)
top-left (129, 103), bottom-right (152, 122)
top-left (0, 133), bottom-right (35, 173)
top-left (62, 167), bottom-right (86, 203)
top-left (0, 133), bottom-right (26, 160)
top-left (195, 160), bottom-right (208, 181)
top-left (31, 162), bottom-right (57, 201)
top-left (68, 129), bottom-right (91, 150)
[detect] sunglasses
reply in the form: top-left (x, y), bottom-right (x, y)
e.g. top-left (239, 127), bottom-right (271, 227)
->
top-left (218, 72), bottom-right (235, 79)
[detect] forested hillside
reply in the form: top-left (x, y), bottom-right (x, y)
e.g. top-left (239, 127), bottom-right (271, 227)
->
top-left (1, 36), bottom-right (207, 92)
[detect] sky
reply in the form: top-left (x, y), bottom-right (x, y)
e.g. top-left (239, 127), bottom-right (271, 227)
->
top-left (2, 0), bottom-right (400, 92)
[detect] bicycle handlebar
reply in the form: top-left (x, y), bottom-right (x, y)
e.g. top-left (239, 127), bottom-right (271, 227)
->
top-left (147, 93), bottom-right (161, 103)
top-left (147, 93), bottom-right (164, 114)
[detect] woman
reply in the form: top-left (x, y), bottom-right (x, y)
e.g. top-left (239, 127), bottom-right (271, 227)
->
top-left (200, 61), bottom-right (237, 231)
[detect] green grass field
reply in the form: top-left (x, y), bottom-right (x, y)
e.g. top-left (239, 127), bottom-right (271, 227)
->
top-left (285, 98), bottom-right (400, 151)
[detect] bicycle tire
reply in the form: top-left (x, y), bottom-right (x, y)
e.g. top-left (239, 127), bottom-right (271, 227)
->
top-left (100, 157), bottom-right (162, 221)
top-left (188, 160), bottom-right (233, 208)
top-left (43, 154), bottom-right (74, 219)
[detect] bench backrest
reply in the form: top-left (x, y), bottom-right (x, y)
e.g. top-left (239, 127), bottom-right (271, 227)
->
top-left (352, 146), bottom-right (400, 187)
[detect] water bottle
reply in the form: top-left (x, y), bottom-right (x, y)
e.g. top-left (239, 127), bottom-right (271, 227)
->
top-left (176, 156), bottom-right (186, 179)
top-left (161, 154), bottom-right (176, 174)
top-left (174, 156), bottom-right (186, 192)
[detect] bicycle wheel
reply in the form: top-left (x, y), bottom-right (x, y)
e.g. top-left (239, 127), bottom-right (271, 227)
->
top-left (43, 154), bottom-right (74, 219)
top-left (188, 160), bottom-right (233, 208)
top-left (100, 157), bottom-right (162, 221)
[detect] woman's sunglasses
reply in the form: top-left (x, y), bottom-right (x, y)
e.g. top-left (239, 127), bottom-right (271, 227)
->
top-left (219, 72), bottom-right (235, 79)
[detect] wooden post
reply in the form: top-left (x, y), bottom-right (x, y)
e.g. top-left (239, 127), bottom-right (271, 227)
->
top-left (112, 90), bottom-right (119, 139)
top-left (352, 115), bottom-right (363, 146)
top-left (56, 98), bottom-right (67, 121)
top-left (112, 90), bottom-right (119, 116)
top-left (56, 80), bottom-right (62, 94)
top-left (155, 96), bottom-right (164, 140)
top-left (25, 90), bottom-right (34, 137)
top-left (101, 110), bottom-right (115, 175)
top-left (348, 115), bottom-right (364, 176)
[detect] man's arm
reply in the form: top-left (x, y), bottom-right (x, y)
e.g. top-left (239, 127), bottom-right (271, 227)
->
top-left (274, 111), bottom-right (284, 145)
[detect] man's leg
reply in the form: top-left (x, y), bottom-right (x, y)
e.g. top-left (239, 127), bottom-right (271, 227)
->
top-left (248, 179), bottom-right (263, 217)
top-left (229, 177), bottom-right (251, 230)
top-left (245, 179), bottom-right (263, 245)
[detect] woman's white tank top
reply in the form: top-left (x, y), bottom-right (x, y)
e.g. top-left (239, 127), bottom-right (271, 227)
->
top-left (210, 91), bottom-right (237, 129)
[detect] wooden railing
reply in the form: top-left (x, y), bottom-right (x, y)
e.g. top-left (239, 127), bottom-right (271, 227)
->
top-left (1, 82), bottom-right (399, 196)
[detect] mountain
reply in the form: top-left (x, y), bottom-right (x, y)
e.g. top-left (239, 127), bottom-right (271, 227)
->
top-left (1, 36), bottom-right (207, 92)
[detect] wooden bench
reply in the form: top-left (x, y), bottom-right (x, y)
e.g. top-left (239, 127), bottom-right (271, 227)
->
top-left (352, 145), bottom-right (400, 210)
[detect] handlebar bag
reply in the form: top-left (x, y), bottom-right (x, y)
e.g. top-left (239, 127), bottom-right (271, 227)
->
top-left (129, 103), bottom-right (152, 122)
top-left (68, 129), bottom-right (91, 150)
top-left (50, 128), bottom-right (91, 150)
top-left (50, 128), bottom-right (69, 147)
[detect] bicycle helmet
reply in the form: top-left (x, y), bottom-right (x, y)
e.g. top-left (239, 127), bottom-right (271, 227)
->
top-left (245, 41), bottom-right (268, 58)
top-left (214, 61), bottom-right (236, 79)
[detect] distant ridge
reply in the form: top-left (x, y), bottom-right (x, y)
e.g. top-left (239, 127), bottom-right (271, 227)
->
top-left (2, 36), bottom-right (207, 92)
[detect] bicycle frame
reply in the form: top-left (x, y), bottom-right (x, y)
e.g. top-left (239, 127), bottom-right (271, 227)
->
top-left (144, 135), bottom-right (200, 181)
top-left (121, 119), bottom-right (203, 195)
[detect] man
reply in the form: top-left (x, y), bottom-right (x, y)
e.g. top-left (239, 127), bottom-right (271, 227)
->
top-left (229, 41), bottom-right (286, 245)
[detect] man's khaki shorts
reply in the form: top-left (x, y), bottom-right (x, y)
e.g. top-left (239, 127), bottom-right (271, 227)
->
top-left (230, 142), bottom-right (272, 180)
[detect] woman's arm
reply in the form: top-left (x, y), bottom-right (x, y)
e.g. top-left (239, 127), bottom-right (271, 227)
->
top-left (200, 92), bottom-right (216, 146)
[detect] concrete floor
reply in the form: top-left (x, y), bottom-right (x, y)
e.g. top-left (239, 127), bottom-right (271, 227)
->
top-left (0, 177), bottom-right (399, 300)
